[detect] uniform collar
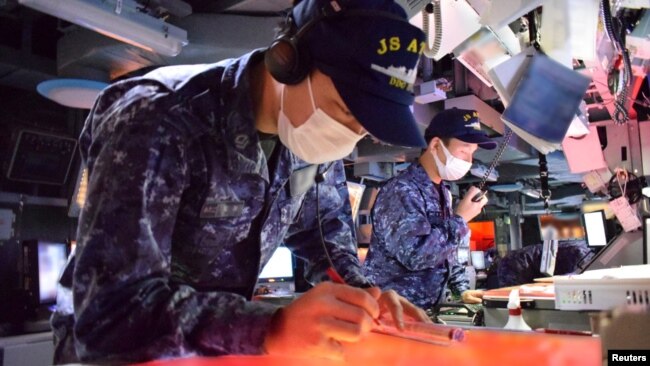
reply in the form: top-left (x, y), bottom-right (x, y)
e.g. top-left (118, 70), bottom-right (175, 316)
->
top-left (218, 49), bottom-right (312, 181)
top-left (409, 162), bottom-right (449, 195)
top-left (219, 49), bottom-right (270, 181)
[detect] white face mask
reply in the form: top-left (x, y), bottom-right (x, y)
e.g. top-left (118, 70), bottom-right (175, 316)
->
top-left (432, 141), bottom-right (472, 181)
top-left (277, 76), bottom-right (365, 164)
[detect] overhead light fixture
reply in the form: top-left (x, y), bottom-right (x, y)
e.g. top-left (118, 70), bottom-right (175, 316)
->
top-left (489, 182), bottom-right (523, 193)
top-left (37, 79), bottom-right (109, 109)
top-left (521, 188), bottom-right (542, 199)
top-left (19, 0), bottom-right (188, 56)
top-left (470, 164), bottom-right (499, 182)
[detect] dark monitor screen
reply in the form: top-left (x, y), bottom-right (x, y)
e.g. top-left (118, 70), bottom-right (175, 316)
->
top-left (470, 251), bottom-right (486, 270)
top-left (583, 211), bottom-right (608, 247)
top-left (259, 246), bottom-right (294, 281)
top-left (8, 130), bottom-right (76, 185)
top-left (521, 216), bottom-right (542, 246)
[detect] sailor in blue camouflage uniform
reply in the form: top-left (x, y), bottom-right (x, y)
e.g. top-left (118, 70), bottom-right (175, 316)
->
top-left (50, 0), bottom-right (432, 364)
top-left (497, 240), bottom-right (594, 287)
top-left (363, 108), bottom-right (497, 310)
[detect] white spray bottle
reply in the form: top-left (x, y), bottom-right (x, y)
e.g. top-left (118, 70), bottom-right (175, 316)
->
top-left (503, 289), bottom-right (532, 331)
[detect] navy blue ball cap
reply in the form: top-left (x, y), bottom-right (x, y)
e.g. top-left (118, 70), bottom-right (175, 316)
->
top-left (424, 108), bottom-right (497, 150)
top-left (292, 0), bottom-right (427, 148)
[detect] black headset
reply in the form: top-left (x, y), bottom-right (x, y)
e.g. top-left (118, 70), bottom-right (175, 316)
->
top-left (608, 172), bottom-right (646, 205)
top-left (264, 1), bottom-right (409, 85)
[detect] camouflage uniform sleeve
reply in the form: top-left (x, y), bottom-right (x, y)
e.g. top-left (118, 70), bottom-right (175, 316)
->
top-left (284, 161), bottom-right (371, 287)
top-left (73, 106), bottom-right (278, 363)
top-left (447, 262), bottom-right (470, 296)
top-left (372, 181), bottom-right (469, 271)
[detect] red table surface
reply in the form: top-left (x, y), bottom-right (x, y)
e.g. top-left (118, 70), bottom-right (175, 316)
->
top-left (143, 327), bottom-right (601, 366)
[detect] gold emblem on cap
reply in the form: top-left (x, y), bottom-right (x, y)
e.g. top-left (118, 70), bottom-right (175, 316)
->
top-left (463, 112), bottom-right (481, 130)
top-left (376, 37), bottom-right (425, 55)
top-left (465, 121), bottom-right (482, 130)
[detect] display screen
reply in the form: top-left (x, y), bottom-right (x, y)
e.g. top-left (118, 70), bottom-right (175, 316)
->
top-left (8, 130), bottom-right (76, 185)
top-left (38, 242), bottom-right (68, 303)
top-left (471, 251), bottom-right (486, 270)
top-left (259, 246), bottom-right (293, 280)
top-left (643, 217), bottom-right (650, 264)
top-left (467, 221), bottom-right (495, 251)
top-left (539, 214), bottom-right (584, 240)
top-left (583, 211), bottom-right (608, 247)
top-left (457, 247), bottom-right (469, 265)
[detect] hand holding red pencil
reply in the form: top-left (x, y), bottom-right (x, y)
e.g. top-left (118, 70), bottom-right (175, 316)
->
top-left (326, 267), bottom-right (432, 330)
top-left (264, 271), bottom-right (381, 360)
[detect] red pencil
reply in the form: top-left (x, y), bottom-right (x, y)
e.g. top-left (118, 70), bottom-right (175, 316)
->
top-left (326, 267), bottom-right (382, 326)
top-left (535, 328), bottom-right (593, 336)
top-left (326, 267), bottom-right (347, 285)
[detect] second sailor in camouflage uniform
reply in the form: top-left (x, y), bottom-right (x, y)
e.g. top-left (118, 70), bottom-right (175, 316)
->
top-left (363, 108), bottom-right (497, 309)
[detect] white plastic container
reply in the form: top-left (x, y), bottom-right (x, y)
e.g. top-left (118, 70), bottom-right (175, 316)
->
top-left (504, 289), bottom-right (532, 331)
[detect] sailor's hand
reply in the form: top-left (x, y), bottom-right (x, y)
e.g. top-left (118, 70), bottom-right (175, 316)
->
top-left (264, 282), bottom-right (378, 360)
top-left (455, 186), bottom-right (488, 222)
top-left (461, 290), bottom-right (484, 304)
top-left (369, 288), bottom-right (432, 330)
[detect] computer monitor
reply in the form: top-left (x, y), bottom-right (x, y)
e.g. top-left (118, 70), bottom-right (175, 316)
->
top-left (259, 246), bottom-right (294, 283)
top-left (38, 242), bottom-right (68, 303)
top-left (583, 210), bottom-right (608, 247)
top-left (643, 216), bottom-right (650, 264)
top-left (467, 221), bottom-right (495, 251)
top-left (539, 213), bottom-right (584, 240)
top-left (457, 247), bottom-right (470, 266)
top-left (521, 216), bottom-right (542, 246)
top-left (581, 230), bottom-right (644, 272)
top-left (22, 240), bottom-right (69, 311)
top-left (470, 251), bottom-right (486, 270)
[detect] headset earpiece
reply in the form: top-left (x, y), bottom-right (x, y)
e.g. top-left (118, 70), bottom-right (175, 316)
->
top-left (265, 35), bottom-right (312, 85)
top-left (265, 14), bottom-right (313, 85)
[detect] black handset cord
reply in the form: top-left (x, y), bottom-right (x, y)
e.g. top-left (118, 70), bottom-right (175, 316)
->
top-left (314, 166), bottom-right (338, 273)
top-left (601, 0), bottom-right (631, 124)
top-left (471, 128), bottom-right (514, 202)
top-left (315, 164), bottom-right (374, 288)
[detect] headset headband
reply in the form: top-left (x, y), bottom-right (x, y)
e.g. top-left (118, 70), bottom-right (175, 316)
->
top-left (290, 2), bottom-right (408, 41)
